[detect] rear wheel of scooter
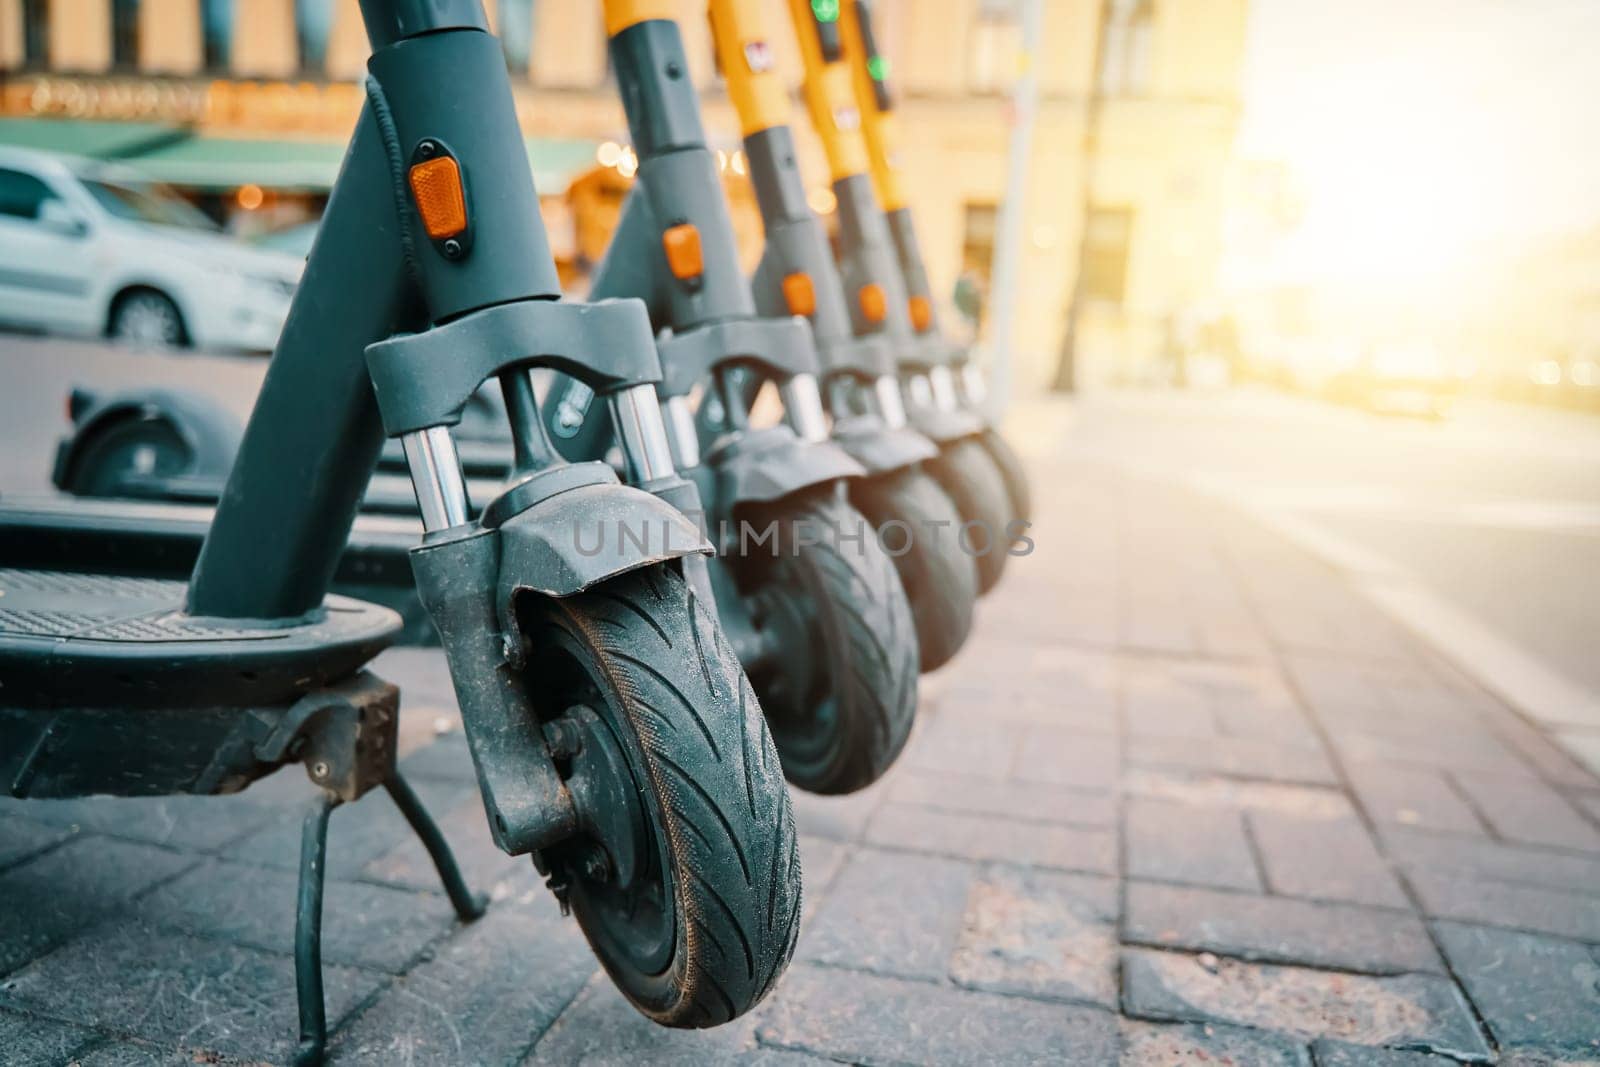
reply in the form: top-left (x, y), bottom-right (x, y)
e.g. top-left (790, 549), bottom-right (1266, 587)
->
top-left (925, 437), bottom-right (1012, 594)
top-left (521, 564), bottom-right (801, 1027)
top-left (981, 426), bottom-right (1032, 527)
top-left (738, 493), bottom-right (919, 795)
top-left (851, 469), bottom-right (977, 672)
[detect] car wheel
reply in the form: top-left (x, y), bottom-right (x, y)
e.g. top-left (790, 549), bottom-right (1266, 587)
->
top-left (110, 290), bottom-right (187, 349)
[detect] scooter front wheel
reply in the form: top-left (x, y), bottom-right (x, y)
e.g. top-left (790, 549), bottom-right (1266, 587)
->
top-left (520, 564), bottom-right (801, 1027)
top-left (738, 493), bottom-right (919, 795)
top-left (851, 469), bottom-right (977, 672)
top-left (981, 426), bottom-right (1032, 527)
top-left (925, 437), bottom-right (1013, 594)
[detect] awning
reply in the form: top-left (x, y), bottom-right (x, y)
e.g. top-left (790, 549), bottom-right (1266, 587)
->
top-left (0, 118), bottom-right (187, 160)
top-left (115, 134), bottom-right (600, 194)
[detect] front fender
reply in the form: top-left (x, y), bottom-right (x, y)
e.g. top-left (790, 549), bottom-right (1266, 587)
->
top-left (53, 386), bottom-right (242, 495)
top-left (496, 481), bottom-right (710, 605)
top-left (830, 417), bottom-right (938, 474)
top-left (704, 426), bottom-right (865, 507)
top-left (909, 406), bottom-right (985, 445)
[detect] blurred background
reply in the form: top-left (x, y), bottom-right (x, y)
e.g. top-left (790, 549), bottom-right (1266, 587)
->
top-left (0, 0), bottom-right (1597, 757)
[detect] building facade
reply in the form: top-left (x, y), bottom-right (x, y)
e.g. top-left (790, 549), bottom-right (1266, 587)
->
top-left (0, 0), bottom-right (1250, 392)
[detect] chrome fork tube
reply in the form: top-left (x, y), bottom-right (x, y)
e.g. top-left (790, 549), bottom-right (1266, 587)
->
top-left (402, 425), bottom-right (470, 532)
top-left (874, 375), bottom-right (908, 429)
top-left (662, 394), bottom-right (701, 469)
top-left (929, 365), bottom-right (960, 413)
top-left (608, 383), bottom-right (677, 484)
top-left (781, 373), bottom-right (829, 443)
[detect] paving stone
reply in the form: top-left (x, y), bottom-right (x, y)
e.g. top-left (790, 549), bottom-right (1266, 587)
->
top-left (1248, 811), bottom-right (1410, 909)
top-left (73, 1038), bottom-right (205, 1065)
top-left (1330, 729), bottom-right (1537, 779)
top-left (1124, 882), bottom-right (1441, 974)
top-left (888, 768), bottom-right (1117, 827)
top-left (797, 848), bottom-right (973, 980)
top-left (1119, 948), bottom-right (1490, 1062)
top-left (794, 835), bottom-right (847, 925)
top-left (0, 813), bottom-right (75, 871)
top-left (785, 780), bottom-right (886, 843)
top-left (1124, 769), bottom-right (1355, 820)
top-left (1120, 1018), bottom-right (1311, 1066)
top-left (936, 685), bottom-right (1118, 733)
top-left (1344, 762), bottom-right (1485, 835)
top-left (0, 1004), bottom-right (97, 1063)
top-left (0, 836), bottom-right (194, 974)
top-left (525, 973), bottom-right (823, 1066)
top-left (1011, 728), bottom-right (1120, 790)
top-left (225, 776), bottom-right (474, 876)
top-left (865, 803), bottom-right (1116, 873)
top-left (334, 894), bottom-right (596, 1066)
top-left (1406, 870), bottom-right (1600, 942)
top-left (1449, 773), bottom-right (1600, 853)
top-left (1311, 1038), bottom-right (1461, 1065)
top-left (757, 963), bottom-right (1121, 1065)
top-left (1434, 921), bottom-right (1600, 1058)
top-left (1125, 799), bottom-right (1261, 891)
top-left (1129, 735), bottom-right (1338, 787)
top-left (949, 865), bottom-right (1118, 1007)
top-left (1, 921), bottom-right (382, 1063)
top-left (1484, 711), bottom-right (1600, 791)
top-left (360, 793), bottom-right (531, 902)
top-left (902, 716), bottom-right (1022, 779)
top-left (396, 730), bottom-right (476, 783)
top-left (1379, 825), bottom-right (1600, 897)
top-left (135, 858), bottom-right (460, 973)
top-left (3, 793), bottom-right (280, 853)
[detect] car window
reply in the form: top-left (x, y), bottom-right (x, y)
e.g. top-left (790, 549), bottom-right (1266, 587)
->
top-left (80, 178), bottom-right (220, 232)
top-left (0, 167), bottom-right (58, 221)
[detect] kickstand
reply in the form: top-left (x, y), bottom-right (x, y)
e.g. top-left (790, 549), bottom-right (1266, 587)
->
top-left (290, 773), bottom-right (488, 1066)
top-left (385, 772), bottom-right (489, 921)
top-left (293, 792), bottom-right (338, 1067)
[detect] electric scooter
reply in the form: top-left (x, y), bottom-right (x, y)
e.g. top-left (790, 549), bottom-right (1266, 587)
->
top-left (706, 0), bottom-right (976, 671)
top-left (788, 0), bottom-right (1016, 594)
top-left (840, 0), bottom-right (1033, 529)
top-left (543, 3), bottom-right (920, 796)
top-left (0, 3), bottom-right (799, 1058)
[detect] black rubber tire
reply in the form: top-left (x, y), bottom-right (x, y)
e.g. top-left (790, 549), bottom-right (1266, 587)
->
top-left (737, 492), bottom-right (919, 795)
top-left (521, 564), bottom-right (801, 1027)
top-left (980, 426), bottom-right (1032, 527)
top-left (60, 416), bottom-right (191, 498)
top-left (851, 468), bottom-right (977, 672)
top-left (109, 289), bottom-right (187, 348)
top-left (925, 436), bottom-right (1012, 594)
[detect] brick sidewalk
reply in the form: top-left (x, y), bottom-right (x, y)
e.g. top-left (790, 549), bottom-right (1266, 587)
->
top-left (2, 457), bottom-right (1598, 1064)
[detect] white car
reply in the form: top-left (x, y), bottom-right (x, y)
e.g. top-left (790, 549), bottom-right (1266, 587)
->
top-left (0, 146), bottom-right (302, 352)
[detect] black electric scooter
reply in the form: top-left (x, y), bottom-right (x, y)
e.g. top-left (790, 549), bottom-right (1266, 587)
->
top-left (789, 0), bottom-right (1017, 595)
top-left (0, 3), bottom-right (799, 1059)
top-left (707, 0), bottom-right (976, 671)
top-left (543, 5), bottom-right (919, 796)
top-left (841, 0), bottom-right (1033, 532)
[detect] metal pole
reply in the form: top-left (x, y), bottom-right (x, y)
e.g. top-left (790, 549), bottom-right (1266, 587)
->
top-left (986, 0), bottom-right (1044, 418)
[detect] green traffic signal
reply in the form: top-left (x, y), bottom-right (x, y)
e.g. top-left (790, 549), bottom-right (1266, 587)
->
top-left (867, 55), bottom-right (889, 81)
top-left (812, 0), bottom-right (841, 24)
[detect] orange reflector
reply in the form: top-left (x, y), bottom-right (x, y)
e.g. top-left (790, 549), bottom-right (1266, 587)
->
top-left (782, 272), bottom-right (816, 317)
top-left (858, 283), bottom-right (887, 323)
top-left (662, 223), bottom-right (704, 280)
top-left (408, 157), bottom-right (467, 240)
top-left (908, 295), bottom-right (932, 331)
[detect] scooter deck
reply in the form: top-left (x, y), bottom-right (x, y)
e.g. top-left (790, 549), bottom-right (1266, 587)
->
top-left (0, 568), bottom-right (401, 708)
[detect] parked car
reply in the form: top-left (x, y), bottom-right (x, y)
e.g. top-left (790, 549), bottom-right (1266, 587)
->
top-left (0, 146), bottom-right (302, 352)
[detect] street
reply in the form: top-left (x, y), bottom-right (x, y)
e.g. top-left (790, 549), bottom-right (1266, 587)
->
top-left (0, 335), bottom-right (1597, 1062)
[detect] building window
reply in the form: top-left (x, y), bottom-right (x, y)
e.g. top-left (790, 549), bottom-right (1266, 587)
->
top-left (1097, 0), bottom-right (1154, 97)
top-left (111, 0), bottom-right (141, 70)
top-left (968, 0), bottom-right (1021, 95)
top-left (296, 0), bottom-right (333, 74)
top-left (202, 0), bottom-right (233, 71)
top-left (1080, 207), bottom-right (1132, 305)
top-left (501, 0), bottom-right (535, 75)
top-left (21, 0), bottom-right (48, 66)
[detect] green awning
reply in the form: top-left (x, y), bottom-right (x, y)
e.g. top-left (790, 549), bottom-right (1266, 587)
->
top-left (0, 118), bottom-right (186, 160)
top-left (116, 134), bottom-right (599, 194)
